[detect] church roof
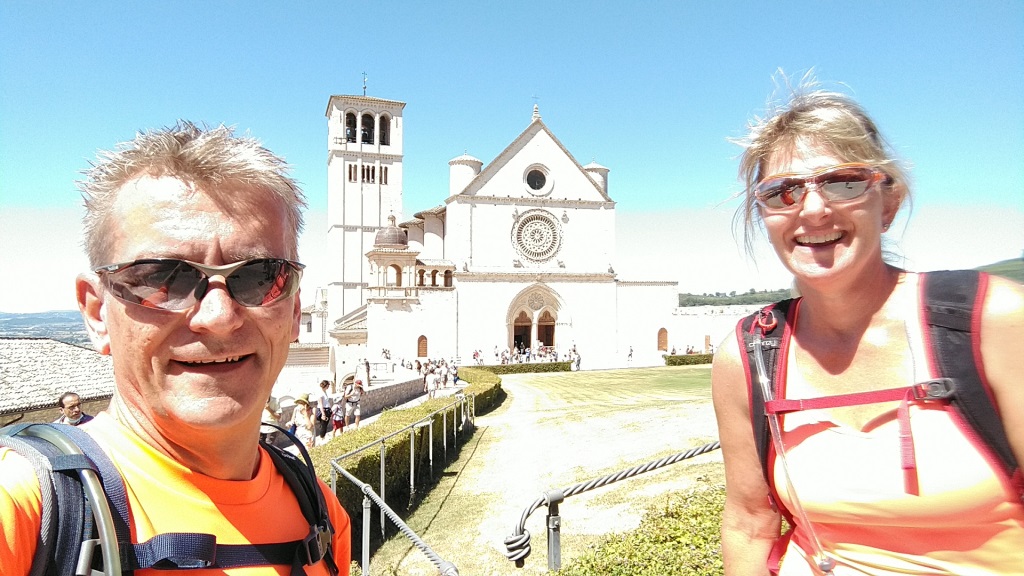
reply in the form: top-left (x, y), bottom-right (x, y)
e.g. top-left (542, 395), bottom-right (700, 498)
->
top-left (324, 94), bottom-right (406, 116)
top-left (417, 259), bottom-right (455, 268)
top-left (332, 305), bottom-right (367, 332)
top-left (413, 204), bottom-right (447, 219)
top-left (449, 153), bottom-right (482, 166)
top-left (452, 106), bottom-right (613, 203)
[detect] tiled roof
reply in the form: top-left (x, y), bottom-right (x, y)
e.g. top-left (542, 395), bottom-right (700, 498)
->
top-left (0, 338), bottom-right (114, 415)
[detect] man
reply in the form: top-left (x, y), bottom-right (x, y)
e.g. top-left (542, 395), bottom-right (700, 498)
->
top-left (343, 379), bottom-right (364, 429)
top-left (0, 122), bottom-right (350, 574)
top-left (53, 391), bottom-right (94, 426)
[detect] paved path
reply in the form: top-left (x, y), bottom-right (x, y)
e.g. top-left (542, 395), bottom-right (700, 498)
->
top-left (366, 367), bottom-right (723, 576)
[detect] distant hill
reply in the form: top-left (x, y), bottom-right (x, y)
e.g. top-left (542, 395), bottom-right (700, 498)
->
top-left (0, 310), bottom-right (91, 348)
top-left (678, 258), bottom-right (1024, 307)
top-left (977, 258), bottom-right (1024, 284)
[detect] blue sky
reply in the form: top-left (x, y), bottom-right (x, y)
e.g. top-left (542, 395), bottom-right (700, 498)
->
top-left (2, 1), bottom-right (1022, 313)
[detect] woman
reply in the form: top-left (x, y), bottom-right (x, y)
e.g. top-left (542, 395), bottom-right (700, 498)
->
top-left (712, 82), bottom-right (1024, 575)
top-left (289, 394), bottom-right (316, 449)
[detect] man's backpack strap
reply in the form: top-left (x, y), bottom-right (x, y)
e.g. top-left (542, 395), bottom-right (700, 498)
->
top-left (2, 422), bottom-right (339, 575)
top-left (921, 270), bottom-right (1023, 500)
top-left (261, 424), bottom-right (339, 576)
top-left (738, 298), bottom-right (798, 485)
top-left (0, 422), bottom-right (124, 576)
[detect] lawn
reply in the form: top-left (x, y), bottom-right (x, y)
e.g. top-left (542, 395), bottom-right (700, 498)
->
top-left (360, 365), bottom-right (723, 576)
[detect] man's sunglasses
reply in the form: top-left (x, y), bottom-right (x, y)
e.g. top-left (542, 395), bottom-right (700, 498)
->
top-left (95, 258), bottom-right (304, 311)
top-left (754, 163), bottom-right (891, 211)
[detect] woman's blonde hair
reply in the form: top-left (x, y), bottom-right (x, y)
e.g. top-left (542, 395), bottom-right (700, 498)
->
top-left (733, 73), bottom-right (911, 257)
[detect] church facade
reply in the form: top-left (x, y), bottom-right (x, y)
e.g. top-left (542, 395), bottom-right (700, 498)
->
top-left (316, 94), bottom-right (677, 374)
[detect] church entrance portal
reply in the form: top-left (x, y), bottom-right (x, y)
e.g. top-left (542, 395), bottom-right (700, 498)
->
top-left (537, 310), bottom-right (555, 349)
top-left (513, 311), bottom-right (531, 350)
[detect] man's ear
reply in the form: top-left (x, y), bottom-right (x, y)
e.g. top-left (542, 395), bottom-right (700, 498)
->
top-left (290, 288), bottom-right (302, 342)
top-left (77, 273), bottom-right (111, 355)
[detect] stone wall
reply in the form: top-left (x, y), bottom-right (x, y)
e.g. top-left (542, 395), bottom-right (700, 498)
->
top-left (359, 376), bottom-right (425, 417)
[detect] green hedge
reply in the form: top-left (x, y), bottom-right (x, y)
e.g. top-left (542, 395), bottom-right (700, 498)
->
top-left (663, 354), bottom-right (713, 366)
top-left (475, 361), bottom-right (572, 375)
top-left (555, 485), bottom-right (726, 576)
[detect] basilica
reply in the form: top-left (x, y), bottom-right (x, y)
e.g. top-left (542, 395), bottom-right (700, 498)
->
top-left (302, 94), bottom-right (680, 379)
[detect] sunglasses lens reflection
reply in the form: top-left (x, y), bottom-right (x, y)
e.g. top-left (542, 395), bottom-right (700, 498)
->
top-left (756, 166), bottom-right (877, 210)
top-left (105, 259), bottom-right (299, 310)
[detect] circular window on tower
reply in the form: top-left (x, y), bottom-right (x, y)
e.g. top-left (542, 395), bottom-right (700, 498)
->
top-left (523, 164), bottom-right (553, 196)
top-left (511, 209), bottom-right (562, 262)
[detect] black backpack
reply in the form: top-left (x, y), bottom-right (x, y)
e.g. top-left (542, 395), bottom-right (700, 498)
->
top-left (738, 270), bottom-right (1023, 504)
top-left (0, 421), bottom-right (339, 576)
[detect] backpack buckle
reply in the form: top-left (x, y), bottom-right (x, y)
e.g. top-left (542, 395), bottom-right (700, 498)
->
top-left (301, 522), bottom-right (333, 565)
top-left (913, 378), bottom-right (956, 400)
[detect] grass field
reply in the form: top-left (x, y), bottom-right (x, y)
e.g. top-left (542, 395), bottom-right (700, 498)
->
top-left (361, 365), bottom-right (723, 576)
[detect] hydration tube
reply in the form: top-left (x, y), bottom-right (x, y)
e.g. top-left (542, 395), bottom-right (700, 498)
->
top-left (752, 330), bottom-right (836, 575)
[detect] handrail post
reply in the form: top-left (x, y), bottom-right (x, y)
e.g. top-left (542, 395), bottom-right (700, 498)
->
top-left (545, 490), bottom-right (565, 571)
top-left (379, 441), bottom-right (386, 541)
top-left (442, 410), bottom-right (448, 458)
top-left (409, 427), bottom-right (416, 502)
top-left (361, 494), bottom-right (372, 576)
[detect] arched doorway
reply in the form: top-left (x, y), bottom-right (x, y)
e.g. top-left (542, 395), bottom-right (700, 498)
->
top-left (513, 311), bottom-right (531, 351)
top-left (538, 310), bottom-right (555, 348)
top-left (417, 335), bottom-right (428, 358)
top-left (657, 328), bottom-right (668, 352)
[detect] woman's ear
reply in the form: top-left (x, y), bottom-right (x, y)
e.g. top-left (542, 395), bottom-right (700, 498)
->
top-left (77, 273), bottom-right (111, 355)
top-left (882, 178), bottom-right (906, 230)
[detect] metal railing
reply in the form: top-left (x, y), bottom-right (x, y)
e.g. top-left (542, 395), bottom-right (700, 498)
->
top-left (329, 394), bottom-right (475, 575)
top-left (336, 467), bottom-right (459, 576)
top-left (503, 440), bottom-right (722, 571)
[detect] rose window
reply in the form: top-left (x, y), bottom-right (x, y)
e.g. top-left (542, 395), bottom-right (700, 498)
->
top-left (512, 210), bottom-right (562, 262)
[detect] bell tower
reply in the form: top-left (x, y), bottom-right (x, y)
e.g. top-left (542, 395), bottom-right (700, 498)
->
top-left (324, 93), bottom-right (406, 322)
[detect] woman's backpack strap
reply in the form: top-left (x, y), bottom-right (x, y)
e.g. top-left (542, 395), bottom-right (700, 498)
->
top-left (921, 270), bottom-right (1023, 500)
top-left (737, 298), bottom-right (799, 485)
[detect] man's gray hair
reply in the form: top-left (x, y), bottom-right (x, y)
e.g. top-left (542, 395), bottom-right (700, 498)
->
top-left (79, 121), bottom-right (306, 266)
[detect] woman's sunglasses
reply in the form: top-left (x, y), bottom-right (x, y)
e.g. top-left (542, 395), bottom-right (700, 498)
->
top-left (95, 258), bottom-right (304, 311)
top-left (754, 163), bottom-right (891, 211)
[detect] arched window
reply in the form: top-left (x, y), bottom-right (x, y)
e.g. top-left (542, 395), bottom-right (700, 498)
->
top-left (417, 269), bottom-right (426, 287)
top-left (657, 328), bottom-right (668, 352)
top-left (417, 335), bottom-right (428, 358)
top-left (443, 270), bottom-right (453, 287)
top-left (361, 114), bottom-right (375, 144)
top-left (345, 113), bottom-right (357, 143)
top-left (379, 115), bottom-right (390, 146)
top-left (430, 270), bottom-right (438, 287)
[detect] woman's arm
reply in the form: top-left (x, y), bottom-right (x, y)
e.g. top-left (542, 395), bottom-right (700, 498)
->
top-left (980, 275), bottom-right (1024, 468)
top-left (712, 332), bottom-right (781, 576)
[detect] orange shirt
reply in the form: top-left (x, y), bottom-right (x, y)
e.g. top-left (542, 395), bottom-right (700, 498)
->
top-left (774, 283), bottom-right (1024, 575)
top-left (0, 413), bottom-right (351, 575)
